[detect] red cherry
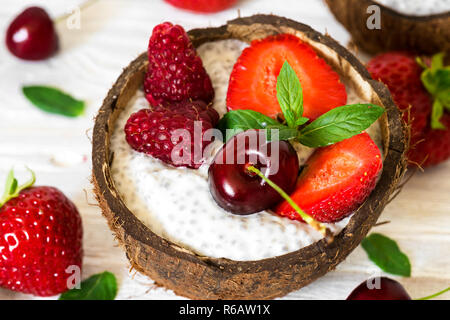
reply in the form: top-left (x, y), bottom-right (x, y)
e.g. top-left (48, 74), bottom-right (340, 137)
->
top-left (208, 130), bottom-right (299, 215)
top-left (347, 277), bottom-right (412, 300)
top-left (5, 7), bottom-right (58, 60)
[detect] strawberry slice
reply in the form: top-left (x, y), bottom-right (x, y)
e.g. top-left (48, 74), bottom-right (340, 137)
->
top-left (275, 133), bottom-right (382, 223)
top-left (227, 34), bottom-right (347, 120)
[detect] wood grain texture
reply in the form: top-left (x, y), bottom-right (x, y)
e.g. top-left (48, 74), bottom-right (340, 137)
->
top-left (0, 0), bottom-right (449, 300)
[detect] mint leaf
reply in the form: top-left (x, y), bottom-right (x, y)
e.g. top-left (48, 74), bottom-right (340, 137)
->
top-left (22, 86), bottom-right (85, 118)
top-left (276, 61), bottom-right (303, 128)
top-left (59, 271), bottom-right (118, 300)
top-left (217, 110), bottom-right (297, 141)
top-left (298, 104), bottom-right (384, 147)
top-left (362, 233), bottom-right (411, 277)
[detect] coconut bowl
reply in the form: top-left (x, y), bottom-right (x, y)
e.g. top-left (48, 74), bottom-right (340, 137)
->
top-left (325, 0), bottom-right (450, 55)
top-left (92, 14), bottom-right (408, 300)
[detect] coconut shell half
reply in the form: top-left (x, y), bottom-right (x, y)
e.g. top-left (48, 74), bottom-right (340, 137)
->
top-left (325, 0), bottom-right (450, 55)
top-left (92, 14), bottom-right (407, 300)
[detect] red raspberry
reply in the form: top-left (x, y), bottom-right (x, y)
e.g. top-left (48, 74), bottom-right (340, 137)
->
top-left (0, 171), bottom-right (83, 297)
top-left (125, 100), bottom-right (219, 168)
top-left (144, 22), bottom-right (214, 106)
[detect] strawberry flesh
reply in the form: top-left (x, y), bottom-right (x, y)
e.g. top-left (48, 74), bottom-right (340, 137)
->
top-left (227, 34), bottom-right (347, 121)
top-left (275, 133), bottom-right (383, 223)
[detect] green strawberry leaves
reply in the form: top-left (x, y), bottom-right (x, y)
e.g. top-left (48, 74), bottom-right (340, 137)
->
top-left (362, 233), bottom-right (411, 277)
top-left (0, 169), bottom-right (36, 208)
top-left (22, 86), bottom-right (86, 118)
top-left (298, 104), bottom-right (385, 147)
top-left (219, 61), bottom-right (384, 147)
top-left (59, 271), bottom-right (118, 300)
top-left (417, 53), bottom-right (450, 130)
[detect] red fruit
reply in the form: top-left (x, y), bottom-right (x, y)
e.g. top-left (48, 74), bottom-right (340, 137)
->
top-left (227, 34), bottom-right (347, 121)
top-left (0, 171), bottom-right (82, 297)
top-left (347, 277), bottom-right (411, 300)
top-left (367, 52), bottom-right (432, 141)
top-left (368, 52), bottom-right (450, 167)
top-left (144, 22), bottom-right (214, 107)
top-left (125, 100), bottom-right (219, 169)
top-left (5, 7), bottom-right (58, 61)
top-left (275, 133), bottom-right (382, 223)
top-left (409, 113), bottom-right (450, 167)
top-left (208, 130), bottom-right (299, 215)
top-left (164, 0), bottom-right (237, 13)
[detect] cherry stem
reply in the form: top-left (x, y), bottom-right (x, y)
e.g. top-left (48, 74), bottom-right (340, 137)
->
top-left (0, 168), bottom-right (36, 209)
top-left (416, 287), bottom-right (450, 300)
top-left (54, 0), bottom-right (100, 24)
top-left (246, 165), bottom-right (333, 243)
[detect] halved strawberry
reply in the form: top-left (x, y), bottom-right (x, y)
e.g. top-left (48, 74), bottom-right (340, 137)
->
top-left (275, 133), bottom-right (382, 223)
top-left (227, 34), bottom-right (347, 120)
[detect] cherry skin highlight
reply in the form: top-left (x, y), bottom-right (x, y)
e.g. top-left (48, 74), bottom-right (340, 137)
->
top-left (6, 7), bottom-right (58, 60)
top-left (208, 130), bottom-right (299, 215)
top-left (347, 277), bottom-right (412, 300)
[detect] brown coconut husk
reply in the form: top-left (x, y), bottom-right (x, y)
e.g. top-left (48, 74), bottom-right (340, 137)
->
top-left (325, 0), bottom-right (450, 55)
top-left (92, 14), bottom-right (408, 300)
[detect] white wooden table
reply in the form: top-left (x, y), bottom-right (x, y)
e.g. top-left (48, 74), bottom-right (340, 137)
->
top-left (0, 0), bottom-right (448, 300)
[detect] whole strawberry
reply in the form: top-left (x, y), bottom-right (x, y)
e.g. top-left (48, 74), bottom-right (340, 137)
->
top-left (0, 170), bottom-right (82, 297)
top-left (164, 0), bottom-right (237, 13)
top-left (368, 52), bottom-right (450, 167)
top-left (125, 100), bottom-right (219, 168)
top-left (144, 22), bottom-right (214, 107)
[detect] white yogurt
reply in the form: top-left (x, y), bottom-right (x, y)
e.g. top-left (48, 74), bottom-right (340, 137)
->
top-left (110, 40), bottom-right (382, 261)
top-left (374, 0), bottom-right (450, 16)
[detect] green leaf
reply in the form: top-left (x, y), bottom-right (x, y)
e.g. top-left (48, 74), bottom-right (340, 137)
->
top-left (362, 233), bottom-right (411, 277)
top-left (59, 271), bottom-right (117, 300)
top-left (431, 100), bottom-right (446, 130)
top-left (276, 61), bottom-right (303, 128)
top-left (419, 53), bottom-right (450, 128)
top-left (0, 169), bottom-right (36, 208)
top-left (298, 104), bottom-right (385, 148)
top-left (22, 86), bottom-right (85, 118)
top-left (295, 117), bottom-right (309, 126)
top-left (217, 110), bottom-right (297, 141)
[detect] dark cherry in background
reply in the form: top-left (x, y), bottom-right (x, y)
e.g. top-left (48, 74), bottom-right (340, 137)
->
top-left (6, 7), bottom-right (58, 61)
top-left (208, 130), bottom-right (299, 215)
top-left (347, 277), bottom-right (412, 300)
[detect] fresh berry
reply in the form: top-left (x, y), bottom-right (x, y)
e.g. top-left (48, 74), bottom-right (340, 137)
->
top-left (5, 7), bottom-right (58, 60)
top-left (0, 170), bottom-right (82, 297)
top-left (208, 130), bottom-right (299, 215)
top-left (227, 34), bottom-right (347, 121)
top-left (144, 22), bottom-right (214, 107)
top-left (275, 133), bottom-right (382, 223)
top-left (125, 100), bottom-right (219, 169)
top-left (368, 52), bottom-right (450, 167)
top-left (367, 52), bottom-right (432, 142)
top-left (408, 113), bottom-right (450, 167)
top-left (165, 0), bottom-right (237, 13)
top-left (347, 277), bottom-right (411, 300)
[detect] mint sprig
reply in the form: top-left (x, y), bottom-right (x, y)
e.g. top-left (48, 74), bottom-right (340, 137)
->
top-left (417, 53), bottom-right (450, 130)
top-left (220, 61), bottom-right (385, 147)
